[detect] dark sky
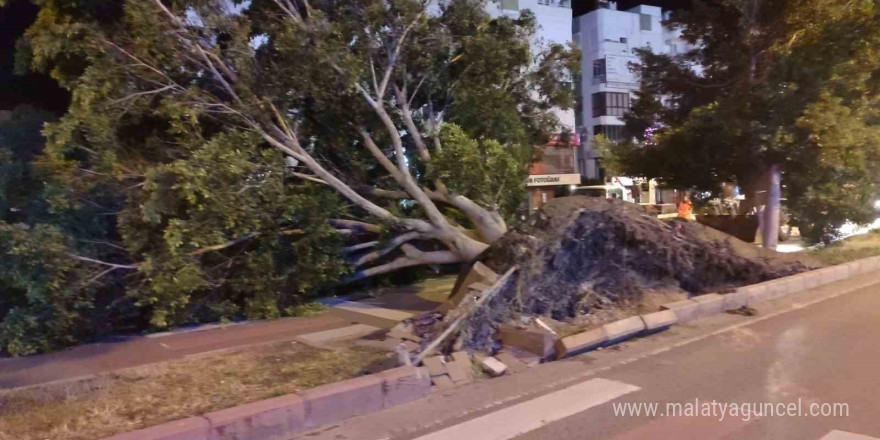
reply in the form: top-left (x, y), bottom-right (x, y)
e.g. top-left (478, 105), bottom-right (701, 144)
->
top-left (0, 1), bottom-right (69, 113)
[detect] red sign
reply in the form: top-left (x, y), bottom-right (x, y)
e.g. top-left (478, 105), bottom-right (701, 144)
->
top-left (546, 133), bottom-right (581, 147)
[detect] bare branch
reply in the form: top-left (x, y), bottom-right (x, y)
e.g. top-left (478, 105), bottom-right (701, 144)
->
top-left (329, 219), bottom-right (383, 234)
top-left (68, 254), bottom-right (140, 270)
top-left (352, 231), bottom-right (422, 266)
top-left (395, 85), bottom-right (431, 161)
top-left (347, 245), bottom-right (461, 281)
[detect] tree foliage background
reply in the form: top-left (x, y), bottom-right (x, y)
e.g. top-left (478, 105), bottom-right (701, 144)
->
top-left (0, 0), bottom-right (577, 355)
top-left (600, 0), bottom-right (879, 243)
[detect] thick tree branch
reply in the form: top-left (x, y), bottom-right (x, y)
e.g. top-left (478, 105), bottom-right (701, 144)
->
top-left (394, 85), bottom-right (431, 161)
top-left (347, 245), bottom-right (462, 281)
top-left (352, 231), bottom-right (422, 267)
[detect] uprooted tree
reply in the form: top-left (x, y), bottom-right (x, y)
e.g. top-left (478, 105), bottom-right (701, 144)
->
top-left (44, 0), bottom-right (576, 276)
top-left (0, 0), bottom-right (578, 352)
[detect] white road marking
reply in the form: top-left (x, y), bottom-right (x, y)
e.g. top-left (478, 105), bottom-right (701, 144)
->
top-left (819, 431), bottom-right (880, 440)
top-left (412, 378), bottom-right (640, 440)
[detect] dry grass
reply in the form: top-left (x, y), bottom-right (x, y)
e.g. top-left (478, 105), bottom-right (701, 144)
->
top-left (809, 230), bottom-right (880, 265)
top-left (0, 341), bottom-right (394, 440)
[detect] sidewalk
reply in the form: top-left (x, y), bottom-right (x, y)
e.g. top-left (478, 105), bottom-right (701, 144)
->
top-left (0, 275), bottom-right (455, 390)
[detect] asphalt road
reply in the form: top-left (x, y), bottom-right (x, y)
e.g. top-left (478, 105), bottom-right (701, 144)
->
top-left (295, 271), bottom-right (880, 440)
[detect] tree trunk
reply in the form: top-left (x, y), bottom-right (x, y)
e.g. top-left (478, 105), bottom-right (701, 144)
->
top-left (761, 164), bottom-right (781, 249)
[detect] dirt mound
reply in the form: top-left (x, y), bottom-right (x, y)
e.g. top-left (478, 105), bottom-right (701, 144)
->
top-left (458, 196), bottom-right (817, 352)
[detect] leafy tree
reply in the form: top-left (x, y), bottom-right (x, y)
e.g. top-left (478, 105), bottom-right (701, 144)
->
top-left (604, 0), bottom-right (879, 243)
top-left (21, 0), bottom-right (576, 278)
top-left (0, 0), bottom-right (577, 353)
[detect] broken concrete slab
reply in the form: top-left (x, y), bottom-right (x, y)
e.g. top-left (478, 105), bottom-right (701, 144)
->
top-left (449, 351), bottom-right (470, 363)
top-left (422, 356), bottom-right (446, 378)
top-left (295, 324), bottom-right (381, 348)
top-left (508, 346), bottom-right (542, 367)
top-left (481, 357), bottom-right (507, 377)
top-left (431, 374), bottom-right (456, 390)
top-left (602, 316), bottom-right (646, 345)
top-left (494, 351), bottom-right (527, 373)
top-left (329, 301), bottom-right (414, 328)
top-left (497, 324), bottom-right (556, 359)
top-left (444, 359), bottom-right (473, 384)
top-left (555, 327), bottom-right (607, 360)
top-left (352, 338), bottom-right (401, 351)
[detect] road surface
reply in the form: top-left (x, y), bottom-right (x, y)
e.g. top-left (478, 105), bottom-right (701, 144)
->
top-left (294, 271), bottom-right (880, 440)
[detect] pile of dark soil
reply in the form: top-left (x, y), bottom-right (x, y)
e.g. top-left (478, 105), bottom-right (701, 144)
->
top-left (459, 196), bottom-right (817, 352)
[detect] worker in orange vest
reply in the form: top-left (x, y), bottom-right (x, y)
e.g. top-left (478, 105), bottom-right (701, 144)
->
top-left (678, 193), bottom-right (694, 221)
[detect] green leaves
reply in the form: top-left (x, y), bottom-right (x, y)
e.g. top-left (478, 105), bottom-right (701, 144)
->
top-left (610, 0), bottom-right (879, 242)
top-left (428, 124), bottom-right (527, 218)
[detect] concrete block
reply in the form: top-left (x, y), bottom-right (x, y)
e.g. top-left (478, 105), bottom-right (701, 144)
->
top-left (819, 265), bottom-right (848, 283)
top-left (102, 417), bottom-right (209, 440)
top-left (743, 284), bottom-right (768, 305)
top-left (508, 346), bottom-right (542, 367)
top-left (640, 310), bottom-right (677, 332)
top-left (494, 351), bottom-right (528, 373)
top-left (660, 299), bottom-right (700, 323)
top-left (497, 325), bottom-right (556, 359)
top-left (206, 394), bottom-right (305, 440)
top-left (481, 357), bottom-right (508, 377)
top-left (801, 270), bottom-right (822, 289)
top-left (721, 291), bottom-right (749, 311)
top-left (300, 374), bottom-right (384, 429)
top-left (603, 316), bottom-right (646, 344)
top-left (295, 324), bottom-right (381, 347)
top-left (692, 293), bottom-right (725, 317)
top-left (860, 256), bottom-right (879, 272)
top-left (422, 356), bottom-right (446, 377)
top-left (449, 351), bottom-right (470, 363)
top-left (329, 302), bottom-right (413, 328)
top-left (379, 366), bottom-right (431, 408)
top-left (444, 359), bottom-right (473, 384)
top-left (847, 260), bottom-right (864, 276)
top-left (431, 374), bottom-right (456, 390)
top-left (784, 275), bottom-right (806, 295)
top-left (757, 280), bottom-right (788, 301)
top-left (555, 327), bottom-right (607, 360)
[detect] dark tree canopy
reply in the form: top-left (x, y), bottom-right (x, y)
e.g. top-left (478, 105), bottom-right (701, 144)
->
top-left (0, 0), bottom-right (578, 355)
top-left (601, 0), bottom-right (879, 243)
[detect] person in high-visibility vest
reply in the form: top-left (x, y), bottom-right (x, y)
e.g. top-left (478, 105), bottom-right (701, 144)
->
top-left (678, 193), bottom-right (694, 221)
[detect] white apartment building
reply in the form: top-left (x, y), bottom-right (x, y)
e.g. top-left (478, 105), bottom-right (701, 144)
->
top-left (489, 0), bottom-right (577, 131)
top-left (573, 1), bottom-right (690, 179)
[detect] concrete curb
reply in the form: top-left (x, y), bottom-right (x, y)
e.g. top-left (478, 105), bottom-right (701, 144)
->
top-left (100, 366), bottom-right (430, 440)
top-left (102, 256), bottom-right (880, 440)
top-left (553, 255), bottom-right (880, 362)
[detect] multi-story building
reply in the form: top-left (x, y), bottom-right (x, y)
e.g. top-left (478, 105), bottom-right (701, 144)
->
top-left (572, 1), bottom-right (690, 180)
top-left (490, 0), bottom-right (582, 209)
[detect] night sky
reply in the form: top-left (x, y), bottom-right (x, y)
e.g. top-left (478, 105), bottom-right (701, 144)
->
top-left (1, 0), bottom-right (694, 113)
